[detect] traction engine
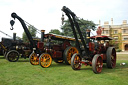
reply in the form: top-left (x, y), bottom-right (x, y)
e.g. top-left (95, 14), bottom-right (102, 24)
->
top-left (0, 32), bottom-right (31, 62)
top-left (62, 6), bottom-right (116, 73)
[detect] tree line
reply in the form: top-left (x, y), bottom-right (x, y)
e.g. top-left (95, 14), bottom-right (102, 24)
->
top-left (22, 18), bottom-right (96, 42)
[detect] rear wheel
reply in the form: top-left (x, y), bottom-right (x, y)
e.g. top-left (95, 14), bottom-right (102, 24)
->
top-left (39, 53), bottom-right (52, 68)
top-left (63, 46), bottom-right (78, 65)
top-left (29, 52), bottom-right (39, 65)
top-left (6, 50), bottom-right (19, 62)
top-left (92, 54), bottom-right (103, 74)
top-left (71, 53), bottom-right (82, 70)
top-left (106, 47), bottom-right (116, 68)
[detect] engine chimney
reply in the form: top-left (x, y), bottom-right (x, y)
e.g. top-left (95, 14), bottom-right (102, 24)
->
top-left (13, 33), bottom-right (16, 41)
top-left (86, 29), bottom-right (91, 44)
top-left (41, 30), bottom-right (45, 42)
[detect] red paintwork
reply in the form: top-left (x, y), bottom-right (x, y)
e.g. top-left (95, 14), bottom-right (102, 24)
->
top-left (80, 60), bottom-right (92, 66)
top-left (37, 42), bottom-right (44, 50)
top-left (89, 42), bottom-right (94, 51)
top-left (44, 39), bottom-right (71, 59)
top-left (80, 54), bottom-right (106, 66)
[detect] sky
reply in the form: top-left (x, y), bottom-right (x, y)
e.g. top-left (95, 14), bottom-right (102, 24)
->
top-left (0, 0), bottom-right (128, 40)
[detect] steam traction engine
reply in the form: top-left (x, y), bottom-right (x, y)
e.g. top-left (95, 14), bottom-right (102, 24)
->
top-left (38, 33), bottom-right (78, 67)
top-left (62, 6), bottom-right (116, 73)
top-left (10, 13), bottom-right (78, 68)
top-left (0, 32), bottom-right (31, 62)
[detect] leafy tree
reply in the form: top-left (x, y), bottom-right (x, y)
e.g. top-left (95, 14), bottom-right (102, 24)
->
top-left (16, 36), bottom-right (22, 40)
top-left (61, 18), bottom-right (96, 38)
top-left (22, 25), bottom-right (37, 43)
top-left (49, 29), bottom-right (61, 35)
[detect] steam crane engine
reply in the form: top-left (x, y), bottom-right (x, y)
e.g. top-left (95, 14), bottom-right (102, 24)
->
top-left (10, 12), bottom-right (78, 68)
top-left (10, 12), bottom-right (45, 65)
top-left (62, 6), bottom-right (116, 73)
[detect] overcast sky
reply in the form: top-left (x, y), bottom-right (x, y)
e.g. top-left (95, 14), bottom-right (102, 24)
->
top-left (0, 0), bottom-right (128, 39)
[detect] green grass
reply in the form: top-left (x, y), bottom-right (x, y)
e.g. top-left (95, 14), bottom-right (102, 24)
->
top-left (0, 54), bottom-right (128, 85)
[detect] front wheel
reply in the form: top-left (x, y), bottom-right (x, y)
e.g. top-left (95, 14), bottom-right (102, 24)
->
top-left (39, 53), bottom-right (52, 68)
top-left (71, 53), bottom-right (82, 70)
top-left (92, 54), bottom-right (103, 74)
top-left (6, 50), bottom-right (19, 62)
top-left (29, 52), bottom-right (39, 65)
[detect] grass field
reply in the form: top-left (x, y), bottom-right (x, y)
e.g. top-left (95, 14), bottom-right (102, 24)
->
top-left (0, 54), bottom-right (128, 85)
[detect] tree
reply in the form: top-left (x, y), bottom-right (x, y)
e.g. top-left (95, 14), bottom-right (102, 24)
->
top-left (61, 18), bottom-right (96, 38)
top-left (16, 36), bottom-right (22, 40)
top-left (49, 29), bottom-right (61, 35)
top-left (22, 25), bottom-right (37, 43)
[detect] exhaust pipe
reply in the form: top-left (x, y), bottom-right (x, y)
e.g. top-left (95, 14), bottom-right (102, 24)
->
top-left (41, 30), bottom-right (45, 42)
top-left (13, 33), bottom-right (16, 41)
top-left (86, 29), bottom-right (91, 44)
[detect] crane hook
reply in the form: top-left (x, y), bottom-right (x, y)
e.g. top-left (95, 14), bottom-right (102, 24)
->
top-left (10, 20), bottom-right (15, 30)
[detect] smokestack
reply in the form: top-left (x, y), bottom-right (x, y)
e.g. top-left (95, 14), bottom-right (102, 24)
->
top-left (41, 30), bottom-right (45, 42)
top-left (86, 29), bottom-right (91, 44)
top-left (111, 18), bottom-right (113, 25)
top-left (13, 33), bottom-right (16, 41)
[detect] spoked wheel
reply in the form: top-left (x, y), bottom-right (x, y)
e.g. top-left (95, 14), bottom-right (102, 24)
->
top-left (71, 53), bottom-right (82, 70)
top-left (29, 52), bottom-right (39, 65)
top-left (63, 46), bottom-right (78, 65)
top-left (106, 47), bottom-right (116, 68)
top-left (39, 53), bottom-right (52, 68)
top-left (92, 54), bottom-right (103, 74)
top-left (6, 50), bottom-right (19, 62)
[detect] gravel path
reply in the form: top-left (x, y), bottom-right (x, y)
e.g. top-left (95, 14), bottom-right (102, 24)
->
top-left (116, 51), bottom-right (128, 54)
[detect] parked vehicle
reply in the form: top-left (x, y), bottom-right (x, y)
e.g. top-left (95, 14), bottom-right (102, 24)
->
top-left (62, 6), bottom-right (116, 73)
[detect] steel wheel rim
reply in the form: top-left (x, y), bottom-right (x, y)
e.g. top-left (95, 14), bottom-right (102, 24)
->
top-left (30, 53), bottom-right (39, 65)
top-left (40, 54), bottom-right (52, 68)
top-left (67, 47), bottom-right (78, 64)
top-left (111, 49), bottom-right (116, 67)
top-left (8, 52), bottom-right (18, 61)
top-left (96, 57), bottom-right (103, 73)
top-left (74, 55), bottom-right (81, 69)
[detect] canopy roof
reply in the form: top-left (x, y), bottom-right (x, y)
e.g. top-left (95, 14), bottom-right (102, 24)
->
top-left (90, 35), bottom-right (112, 40)
top-left (44, 33), bottom-right (80, 41)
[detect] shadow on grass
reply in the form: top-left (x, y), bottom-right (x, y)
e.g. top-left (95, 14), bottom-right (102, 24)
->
top-left (51, 62), bottom-right (94, 72)
top-left (18, 59), bottom-right (29, 62)
top-left (51, 62), bottom-right (68, 68)
top-left (114, 63), bottom-right (128, 70)
top-left (74, 63), bottom-right (128, 74)
top-left (0, 57), bottom-right (5, 59)
top-left (101, 63), bottom-right (128, 74)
